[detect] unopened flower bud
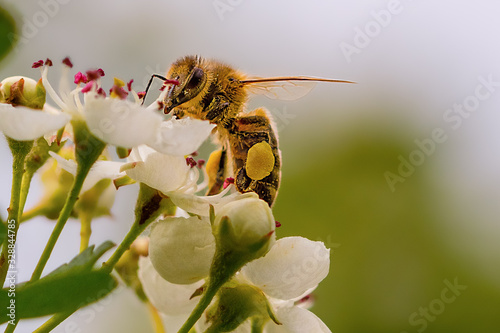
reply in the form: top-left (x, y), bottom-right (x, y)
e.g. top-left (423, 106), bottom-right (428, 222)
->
top-left (214, 196), bottom-right (276, 257)
top-left (202, 197), bottom-right (276, 295)
top-left (0, 76), bottom-right (46, 109)
top-left (149, 216), bottom-right (215, 285)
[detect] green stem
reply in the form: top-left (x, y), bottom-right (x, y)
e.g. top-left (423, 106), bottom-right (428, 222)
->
top-left (0, 141), bottom-right (31, 285)
top-left (4, 320), bottom-right (18, 333)
top-left (19, 206), bottom-right (45, 223)
top-left (33, 309), bottom-right (76, 333)
top-left (18, 172), bottom-right (33, 218)
top-left (30, 162), bottom-right (92, 281)
top-left (251, 319), bottom-right (264, 333)
top-left (79, 213), bottom-right (92, 252)
top-left (100, 221), bottom-right (148, 274)
top-left (177, 282), bottom-right (221, 333)
top-left (17, 173), bottom-right (37, 224)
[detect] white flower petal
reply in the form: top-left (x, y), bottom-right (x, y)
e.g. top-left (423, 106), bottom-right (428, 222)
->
top-left (160, 313), bottom-right (196, 333)
top-left (149, 216), bottom-right (215, 284)
top-left (197, 318), bottom-right (252, 333)
top-left (138, 256), bottom-right (203, 315)
top-left (124, 152), bottom-right (191, 193)
top-left (48, 151), bottom-right (123, 192)
top-left (128, 145), bottom-right (156, 163)
top-left (49, 151), bottom-right (77, 174)
top-left (169, 188), bottom-right (258, 217)
top-left (265, 306), bottom-right (331, 333)
top-left (167, 192), bottom-right (213, 216)
top-left (83, 93), bottom-right (163, 147)
top-left (0, 104), bottom-right (70, 141)
top-left (82, 160), bottom-right (124, 192)
top-left (241, 237), bottom-right (330, 300)
top-left (150, 117), bottom-right (215, 156)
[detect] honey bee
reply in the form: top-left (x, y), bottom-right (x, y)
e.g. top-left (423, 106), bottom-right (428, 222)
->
top-left (144, 55), bottom-right (353, 206)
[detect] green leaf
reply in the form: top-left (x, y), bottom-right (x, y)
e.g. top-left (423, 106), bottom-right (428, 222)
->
top-left (0, 5), bottom-right (17, 64)
top-left (0, 241), bottom-right (117, 323)
top-left (0, 270), bottom-right (117, 322)
top-left (49, 241), bottom-right (115, 275)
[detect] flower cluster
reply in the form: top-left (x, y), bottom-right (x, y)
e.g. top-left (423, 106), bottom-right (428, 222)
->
top-left (0, 58), bottom-right (333, 333)
top-left (139, 198), bottom-right (331, 332)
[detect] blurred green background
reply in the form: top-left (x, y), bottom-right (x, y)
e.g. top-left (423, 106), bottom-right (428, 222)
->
top-left (1, 1), bottom-right (500, 332)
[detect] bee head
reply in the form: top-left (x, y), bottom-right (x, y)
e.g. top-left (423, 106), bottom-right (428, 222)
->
top-left (163, 55), bottom-right (207, 114)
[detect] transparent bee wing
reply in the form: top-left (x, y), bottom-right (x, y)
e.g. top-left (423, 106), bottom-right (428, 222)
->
top-left (242, 76), bottom-right (355, 101)
top-left (245, 78), bottom-right (317, 101)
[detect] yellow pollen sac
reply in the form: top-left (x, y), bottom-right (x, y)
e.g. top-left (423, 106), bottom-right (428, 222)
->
top-left (246, 141), bottom-right (275, 181)
top-left (113, 77), bottom-right (125, 87)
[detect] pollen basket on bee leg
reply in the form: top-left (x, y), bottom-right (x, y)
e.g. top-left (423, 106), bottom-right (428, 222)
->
top-left (245, 141), bottom-right (275, 181)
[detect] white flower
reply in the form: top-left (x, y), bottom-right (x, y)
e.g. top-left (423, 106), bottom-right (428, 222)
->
top-left (146, 195), bottom-right (275, 286)
top-left (147, 195), bottom-right (275, 281)
top-left (122, 144), bottom-right (253, 217)
top-left (152, 117), bottom-right (216, 156)
top-left (142, 196), bottom-right (330, 332)
top-left (141, 235), bottom-right (332, 333)
top-left (241, 237), bottom-right (329, 301)
top-left (123, 145), bottom-right (199, 195)
top-left (83, 93), bottom-right (214, 156)
top-left (240, 237), bottom-right (331, 333)
top-left (2, 58), bottom-right (214, 154)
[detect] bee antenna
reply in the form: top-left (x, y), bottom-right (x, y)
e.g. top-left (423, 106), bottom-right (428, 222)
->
top-left (141, 74), bottom-right (167, 105)
top-left (240, 77), bottom-right (356, 85)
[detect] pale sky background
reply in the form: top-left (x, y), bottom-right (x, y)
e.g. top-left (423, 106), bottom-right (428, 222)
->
top-left (1, 0), bottom-right (500, 332)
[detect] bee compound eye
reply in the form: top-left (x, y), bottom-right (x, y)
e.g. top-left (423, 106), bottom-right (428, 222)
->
top-left (186, 67), bottom-right (204, 90)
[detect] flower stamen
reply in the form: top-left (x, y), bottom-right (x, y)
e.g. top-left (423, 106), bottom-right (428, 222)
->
top-left (74, 72), bottom-right (88, 85)
top-left (32, 60), bottom-right (44, 68)
top-left (62, 57), bottom-right (73, 68)
top-left (223, 177), bottom-right (234, 189)
top-left (186, 157), bottom-right (197, 168)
